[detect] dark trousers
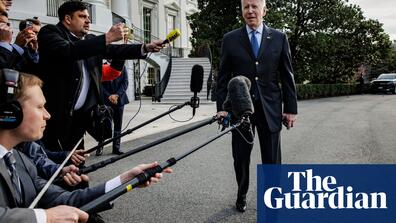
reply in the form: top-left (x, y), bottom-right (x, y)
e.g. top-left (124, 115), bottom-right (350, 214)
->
top-left (111, 105), bottom-right (124, 151)
top-left (231, 101), bottom-right (281, 198)
top-left (43, 108), bottom-right (89, 151)
top-left (66, 109), bottom-right (91, 150)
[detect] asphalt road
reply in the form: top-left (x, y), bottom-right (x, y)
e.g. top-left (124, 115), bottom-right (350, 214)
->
top-left (86, 94), bottom-right (396, 222)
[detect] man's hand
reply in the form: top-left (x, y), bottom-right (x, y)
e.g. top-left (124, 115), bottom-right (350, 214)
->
top-left (61, 165), bottom-right (89, 186)
top-left (45, 205), bottom-right (89, 223)
top-left (70, 149), bottom-right (88, 166)
top-left (105, 23), bottom-right (128, 45)
top-left (144, 39), bottom-right (164, 53)
top-left (0, 23), bottom-right (12, 43)
top-left (282, 113), bottom-right (297, 130)
top-left (120, 162), bottom-right (173, 187)
top-left (14, 29), bottom-right (36, 48)
top-left (216, 111), bottom-right (228, 119)
top-left (108, 94), bottom-right (119, 105)
top-left (28, 35), bottom-right (38, 52)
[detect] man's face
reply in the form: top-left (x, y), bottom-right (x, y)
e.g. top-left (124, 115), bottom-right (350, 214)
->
top-left (2, 0), bottom-right (11, 11)
top-left (0, 15), bottom-right (12, 43)
top-left (242, 0), bottom-right (266, 29)
top-left (30, 24), bottom-right (41, 35)
top-left (0, 1), bottom-right (5, 13)
top-left (65, 9), bottom-right (91, 37)
top-left (13, 86), bottom-right (50, 142)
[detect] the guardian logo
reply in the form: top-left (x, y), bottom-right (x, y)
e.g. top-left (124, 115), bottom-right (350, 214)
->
top-left (263, 169), bottom-right (387, 210)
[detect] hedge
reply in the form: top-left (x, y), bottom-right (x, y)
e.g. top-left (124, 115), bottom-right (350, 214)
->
top-left (210, 82), bottom-right (366, 101)
top-left (296, 83), bottom-right (364, 100)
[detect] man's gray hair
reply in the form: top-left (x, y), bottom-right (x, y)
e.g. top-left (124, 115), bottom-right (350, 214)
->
top-left (241, 0), bottom-right (266, 8)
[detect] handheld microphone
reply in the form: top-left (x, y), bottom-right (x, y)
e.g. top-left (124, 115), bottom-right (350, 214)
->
top-left (163, 29), bottom-right (181, 44)
top-left (190, 64), bottom-right (204, 116)
top-left (222, 76), bottom-right (254, 119)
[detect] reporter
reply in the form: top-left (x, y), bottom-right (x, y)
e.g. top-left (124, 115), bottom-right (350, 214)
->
top-left (17, 141), bottom-right (89, 187)
top-left (38, 1), bottom-right (164, 153)
top-left (0, 70), bottom-right (171, 222)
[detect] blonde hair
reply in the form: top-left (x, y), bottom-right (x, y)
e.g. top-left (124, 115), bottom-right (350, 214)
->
top-left (16, 73), bottom-right (43, 101)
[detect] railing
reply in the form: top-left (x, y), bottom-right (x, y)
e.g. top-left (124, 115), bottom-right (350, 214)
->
top-left (124, 25), bottom-right (174, 101)
top-left (206, 46), bottom-right (213, 100)
top-left (130, 24), bottom-right (158, 43)
top-left (153, 57), bottom-right (172, 102)
top-left (161, 47), bottom-right (184, 58)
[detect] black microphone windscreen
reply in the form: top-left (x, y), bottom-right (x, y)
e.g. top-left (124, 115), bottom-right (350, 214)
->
top-left (222, 76), bottom-right (254, 118)
top-left (190, 64), bottom-right (204, 93)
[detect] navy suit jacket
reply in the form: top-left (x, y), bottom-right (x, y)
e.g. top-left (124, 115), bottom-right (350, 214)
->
top-left (0, 149), bottom-right (105, 220)
top-left (217, 24), bottom-right (297, 132)
top-left (102, 67), bottom-right (129, 107)
top-left (38, 22), bottom-right (144, 150)
top-left (0, 45), bottom-right (39, 74)
top-left (17, 142), bottom-right (62, 180)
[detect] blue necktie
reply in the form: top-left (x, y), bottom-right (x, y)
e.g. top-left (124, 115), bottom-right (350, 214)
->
top-left (4, 152), bottom-right (23, 205)
top-left (250, 30), bottom-right (259, 58)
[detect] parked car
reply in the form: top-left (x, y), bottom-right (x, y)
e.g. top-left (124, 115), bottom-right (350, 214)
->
top-left (370, 73), bottom-right (396, 94)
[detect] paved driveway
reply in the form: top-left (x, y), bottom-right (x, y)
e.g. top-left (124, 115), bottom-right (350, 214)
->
top-left (86, 94), bottom-right (396, 222)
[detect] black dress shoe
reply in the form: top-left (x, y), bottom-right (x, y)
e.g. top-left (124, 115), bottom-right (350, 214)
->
top-left (236, 198), bottom-right (247, 212)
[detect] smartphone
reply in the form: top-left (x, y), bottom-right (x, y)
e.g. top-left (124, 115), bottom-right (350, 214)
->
top-left (25, 21), bottom-right (33, 29)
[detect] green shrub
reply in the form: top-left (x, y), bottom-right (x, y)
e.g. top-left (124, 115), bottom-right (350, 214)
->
top-left (296, 83), bottom-right (360, 100)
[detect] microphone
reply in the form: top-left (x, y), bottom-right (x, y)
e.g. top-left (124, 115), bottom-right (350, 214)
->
top-left (222, 75), bottom-right (254, 119)
top-left (190, 64), bottom-right (204, 116)
top-left (163, 29), bottom-right (181, 44)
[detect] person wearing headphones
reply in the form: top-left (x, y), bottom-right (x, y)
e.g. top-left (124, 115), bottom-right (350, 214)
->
top-left (0, 69), bottom-right (172, 222)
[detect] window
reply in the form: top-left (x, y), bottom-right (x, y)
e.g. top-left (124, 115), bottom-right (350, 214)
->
top-left (47, 0), bottom-right (65, 17)
top-left (167, 14), bottom-right (176, 35)
top-left (186, 16), bottom-right (192, 49)
top-left (143, 7), bottom-right (152, 43)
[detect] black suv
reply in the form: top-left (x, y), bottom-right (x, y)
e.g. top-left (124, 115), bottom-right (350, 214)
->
top-left (370, 73), bottom-right (396, 94)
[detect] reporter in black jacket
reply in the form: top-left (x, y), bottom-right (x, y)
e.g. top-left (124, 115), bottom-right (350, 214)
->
top-left (38, 1), bottom-right (163, 151)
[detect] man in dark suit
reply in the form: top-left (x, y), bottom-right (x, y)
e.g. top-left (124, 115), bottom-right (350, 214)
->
top-left (0, 71), bottom-right (170, 222)
top-left (38, 1), bottom-right (163, 152)
top-left (102, 67), bottom-right (129, 155)
top-left (0, 11), bottom-right (39, 74)
top-left (216, 0), bottom-right (298, 212)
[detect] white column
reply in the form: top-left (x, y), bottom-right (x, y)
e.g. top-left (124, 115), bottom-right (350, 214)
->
top-left (111, 0), bottom-right (129, 20)
top-left (84, 0), bottom-right (107, 8)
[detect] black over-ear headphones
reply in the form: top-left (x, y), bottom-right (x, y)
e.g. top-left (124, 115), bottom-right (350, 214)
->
top-left (0, 69), bottom-right (23, 129)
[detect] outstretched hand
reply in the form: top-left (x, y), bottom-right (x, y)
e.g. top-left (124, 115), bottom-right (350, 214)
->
top-left (61, 165), bottom-right (89, 186)
top-left (120, 162), bottom-right (173, 187)
top-left (70, 149), bottom-right (89, 166)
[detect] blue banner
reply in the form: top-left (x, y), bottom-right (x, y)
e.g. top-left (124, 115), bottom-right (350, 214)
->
top-left (257, 165), bottom-right (396, 223)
